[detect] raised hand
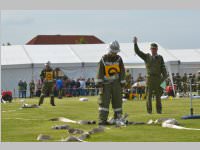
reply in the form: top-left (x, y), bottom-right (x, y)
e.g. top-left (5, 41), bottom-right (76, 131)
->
top-left (133, 37), bottom-right (138, 44)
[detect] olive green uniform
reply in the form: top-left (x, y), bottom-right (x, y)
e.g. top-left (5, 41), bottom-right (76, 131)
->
top-left (125, 71), bottom-right (132, 89)
top-left (175, 73), bottom-right (182, 92)
top-left (182, 73), bottom-right (188, 95)
top-left (191, 74), bottom-right (196, 92)
top-left (29, 81), bottom-right (35, 98)
top-left (197, 73), bottom-right (200, 95)
top-left (96, 54), bottom-right (125, 124)
top-left (39, 67), bottom-right (56, 106)
top-left (134, 43), bottom-right (167, 114)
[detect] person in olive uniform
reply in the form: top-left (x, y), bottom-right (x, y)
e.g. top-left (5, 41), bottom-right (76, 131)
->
top-left (175, 73), bottom-right (182, 92)
top-left (182, 73), bottom-right (188, 96)
top-left (197, 71), bottom-right (200, 95)
top-left (133, 37), bottom-right (168, 114)
top-left (191, 74), bottom-right (196, 92)
top-left (29, 80), bottom-right (35, 98)
top-left (125, 69), bottom-right (132, 89)
top-left (166, 72), bottom-right (170, 86)
top-left (95, 40), bottom-right (126, 125)
top-left (22, 81), bottom-right (27, 98)
top-left (18, 80), bottom-right (23, 98)
top-left (136, 73), bottom-right (145, 100)
top-left (38, 61), bottom-right (56, 106)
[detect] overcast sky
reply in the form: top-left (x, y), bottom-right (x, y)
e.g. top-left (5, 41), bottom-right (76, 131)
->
top-left (1, 10), bottom-right (200, 49)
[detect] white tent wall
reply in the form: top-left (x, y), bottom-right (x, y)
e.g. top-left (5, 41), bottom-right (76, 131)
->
top-left (1, 67), bottom-right (33, 98)
top-left (168, 49), bottom-right (200, 75)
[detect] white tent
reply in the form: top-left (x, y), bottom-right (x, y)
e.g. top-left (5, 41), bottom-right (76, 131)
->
top-left (1, 43), bottom-right (200, 96)
top-left (167, 49), bottom-right (200, 74)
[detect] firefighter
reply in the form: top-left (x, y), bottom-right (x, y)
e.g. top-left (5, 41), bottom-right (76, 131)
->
top-left (95, 40), bottom-right (126, 125)
top-left (38, 61), bottom-right (56, 106)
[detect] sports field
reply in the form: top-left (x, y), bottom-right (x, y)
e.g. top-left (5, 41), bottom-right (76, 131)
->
top-left (1, 96), bottom-right (200, 142)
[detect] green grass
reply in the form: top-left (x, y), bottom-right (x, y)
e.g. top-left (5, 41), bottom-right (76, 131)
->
top-left (1, 96), bottom-right (200, 142)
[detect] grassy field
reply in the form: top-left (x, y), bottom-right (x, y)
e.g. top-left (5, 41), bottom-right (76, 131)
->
top-left (1, 96), bottom-right (200, 142)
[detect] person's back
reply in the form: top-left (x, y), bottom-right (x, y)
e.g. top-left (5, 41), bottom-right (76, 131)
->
top-left (80, 80), bottom-right (86, 89)
top-left (76, 80), bottom-right (81, 88)
top-left (56, 79), bottom-right (63, 89)
top-left (86, 78), bottom-right (91, 88)
top-left (18, 80), bottom-right (23, 89)
top-left (70, 80), bottom-right (76, 88)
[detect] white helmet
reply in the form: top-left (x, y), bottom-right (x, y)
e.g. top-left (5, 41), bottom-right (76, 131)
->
top-left (107, 40), bottom-right (120, 53)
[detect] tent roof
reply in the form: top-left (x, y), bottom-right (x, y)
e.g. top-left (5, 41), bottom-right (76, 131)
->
top-left (168, 49), bottom-right (200, 62)
top-left (23, 45), bottom-right (82, 64)
top-left (1, 45), bottom-right (32, 65)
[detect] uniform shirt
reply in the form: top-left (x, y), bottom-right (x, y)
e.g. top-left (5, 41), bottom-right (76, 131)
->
top-left (96, 54), bottom-right (125, 84)
top-left (134, 43), bottom-right (167, 81)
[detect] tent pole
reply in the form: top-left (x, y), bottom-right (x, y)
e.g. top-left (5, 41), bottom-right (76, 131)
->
top-left (31, 63), bottom-right (34, 81)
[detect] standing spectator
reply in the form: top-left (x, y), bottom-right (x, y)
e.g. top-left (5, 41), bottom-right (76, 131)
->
top-left (56, 77), bottom-right (63, 99)
top-left (166, 73), bottom-right (170, 86)
top-left (175, 73), bottom-right (181, 92)
top-left (182, 73), bottom-right (188, 96)
top-left (66, 79), bottom-right (72, 96)
top-left (90, 78), bottom-right (96, 96)
top-left (191, 74), bottom-right (196, 92)
top-left (70, 79), bottom-right (76, 96)
top-left (22, 81), bottom-right (27, 98)
top-left (136, 73), bottom-right (145, 100)
top-left (125, 69), bottom-right (132, 90)
top-left (62, 77), bottom-right (68, 96)
top-left (86, 78), bottom-right (91, 96)
top-left (29, 80), bottom-right (35, 98)
top-left (36, 80), bottom-right (42, 97)
top-left (197, 71), bottom-right (200, 95)
top-left (18, 80), bottom-right (23, 98)
top-left (76, 79), bottom-right (81, 96)
top-left (79, 78), bottom-right (86, 96)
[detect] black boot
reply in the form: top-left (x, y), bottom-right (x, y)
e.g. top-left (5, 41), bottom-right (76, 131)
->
top-left (38, 95), bottom-right (45, 106)
top-left (50, 96), bottom-right (56, 106)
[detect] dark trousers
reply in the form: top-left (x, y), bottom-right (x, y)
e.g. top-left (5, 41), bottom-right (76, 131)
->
top-left (22, 90), bottom-right (26, 98)
top-left (98, 80), bottom-right (123, 123)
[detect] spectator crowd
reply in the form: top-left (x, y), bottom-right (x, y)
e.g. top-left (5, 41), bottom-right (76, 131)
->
top-left (17, 77), bottom-right (99, 99)
top-left (15, 70), bottom-right (200, 99)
